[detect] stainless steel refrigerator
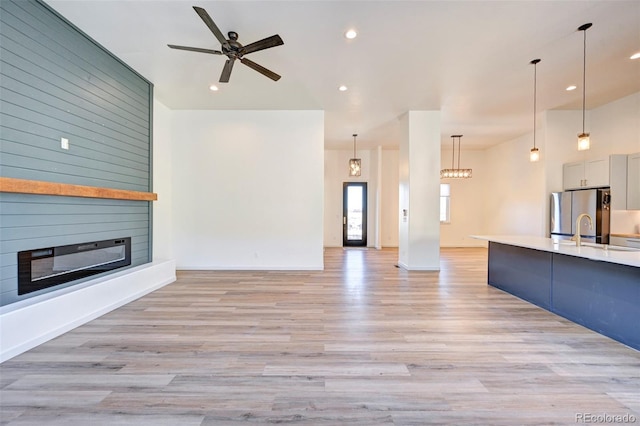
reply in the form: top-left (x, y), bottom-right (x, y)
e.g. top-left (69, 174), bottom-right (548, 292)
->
top-left (550, 188), bottom-right (611, 244)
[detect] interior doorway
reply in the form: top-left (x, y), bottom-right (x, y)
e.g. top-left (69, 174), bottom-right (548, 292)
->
top-left (343, 182), bottom-right (367, 247)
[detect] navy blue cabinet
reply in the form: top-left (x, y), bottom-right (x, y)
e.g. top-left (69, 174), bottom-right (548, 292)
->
top-left (488, 242), bottom-right (640, 351)
top-left (488, 243), bottom-right (552, 309)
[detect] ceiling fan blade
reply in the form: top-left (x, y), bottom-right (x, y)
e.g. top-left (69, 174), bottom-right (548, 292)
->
top-left (240, 35), bottom-right (284, 56)
top-left (220, 59), bottom-right (235, 83)
top-left (193, 6), bottom-right (229, 48)
top-left (167, 44), bottom-right (223, 55)
top-left (240, 57), bottom-right (281, 81)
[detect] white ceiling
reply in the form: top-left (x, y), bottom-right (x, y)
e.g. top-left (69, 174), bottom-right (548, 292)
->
top-left (45, 0), bottom-right (640, 151)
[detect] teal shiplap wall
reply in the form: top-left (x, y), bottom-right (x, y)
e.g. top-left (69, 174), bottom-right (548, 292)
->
top-left (0, 0), bottom-right (153, 306)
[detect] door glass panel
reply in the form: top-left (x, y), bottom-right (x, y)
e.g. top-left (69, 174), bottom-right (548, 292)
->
top-left (343, 182), bottom-right (367, 247)
top-left (347, 186), bottom-right (363, 240)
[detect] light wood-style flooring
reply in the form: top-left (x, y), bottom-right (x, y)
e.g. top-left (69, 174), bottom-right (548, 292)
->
top-left (1, 247), bottom-right (639, 425)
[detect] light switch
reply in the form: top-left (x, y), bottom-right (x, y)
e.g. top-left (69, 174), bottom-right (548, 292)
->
top-left (61, 137), bottom-right (69, 150)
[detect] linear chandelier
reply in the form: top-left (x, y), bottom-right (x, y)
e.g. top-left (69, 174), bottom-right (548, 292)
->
top-left (440, 135), bottom-right (472, 179)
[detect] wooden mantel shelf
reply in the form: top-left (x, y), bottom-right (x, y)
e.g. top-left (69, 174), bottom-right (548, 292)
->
top-left (0, 177), bottom-right (157, 201)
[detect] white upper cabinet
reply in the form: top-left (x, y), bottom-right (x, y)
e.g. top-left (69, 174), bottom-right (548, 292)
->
top-left (627, 152), bottom-right (640, 210)
top-left (584, 158), bottom-right (610, 188)
top-left (563, 162), bottom-right (586, 190)
top-left (563, 155), bottom-right (628, 209)
top-left (563, 157), bottom-right (612, 190)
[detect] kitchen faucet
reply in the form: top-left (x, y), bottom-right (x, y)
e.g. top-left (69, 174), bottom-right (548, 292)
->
top-left (573, 213), bottom-right (593, 247)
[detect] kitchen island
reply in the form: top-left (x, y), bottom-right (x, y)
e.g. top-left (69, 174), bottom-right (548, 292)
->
top-left (473, 236), bottom-right (640, 351)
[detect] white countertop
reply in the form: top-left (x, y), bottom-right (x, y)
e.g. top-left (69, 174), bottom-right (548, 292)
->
top-left (472, 235), bottom-right (640, 268)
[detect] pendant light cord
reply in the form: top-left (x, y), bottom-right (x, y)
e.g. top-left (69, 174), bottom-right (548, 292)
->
top-left (530, 59), bottom-right (540, 149)
top-left (582, 28), bottom-right (586, 134)
top-left (457, 136), bottom-right (461, 169)
top-left (577, 23), bottom-right (592, 134)
top-left (533, 62), bottom-right (537, 149)
top-left (451, 136), bottom-right (455, 169)
top-left (352, 134), bottom-right (357, 157)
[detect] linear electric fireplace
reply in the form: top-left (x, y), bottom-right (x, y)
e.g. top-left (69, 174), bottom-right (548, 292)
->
top-left (18, 237), bottom-right (131, 295)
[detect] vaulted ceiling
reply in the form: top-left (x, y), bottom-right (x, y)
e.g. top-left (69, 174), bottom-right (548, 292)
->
top-left (46, 0), bottom-right (640, 150)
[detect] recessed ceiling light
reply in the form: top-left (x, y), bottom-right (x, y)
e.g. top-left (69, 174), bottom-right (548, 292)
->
top-left (338, 85), bottom-right (348, 92)
top-left (630, 52), bottom-right (640, 60)
top-left (566, 85), bottom-right (577, 91)
top-left (209, 85), bottom-right (219, 91)
top-left (345, 29), bottom-right (357, 39)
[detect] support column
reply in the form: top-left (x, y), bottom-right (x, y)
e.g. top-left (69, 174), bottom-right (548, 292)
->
top-left (375, 145), bottom-right (383, 250)
top-left (398, 111), bottom-right (441, 270)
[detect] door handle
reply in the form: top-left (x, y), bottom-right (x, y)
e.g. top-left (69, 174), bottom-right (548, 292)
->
top-left (343, 217), bottom-right (346, 225)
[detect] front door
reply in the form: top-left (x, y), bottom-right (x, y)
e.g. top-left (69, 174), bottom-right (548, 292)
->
top-left (343, 182), bottom-right (367, 247)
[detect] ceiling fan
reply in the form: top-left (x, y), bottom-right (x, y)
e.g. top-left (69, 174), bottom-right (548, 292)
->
top-left (168, 6), bottom-right (284, 83)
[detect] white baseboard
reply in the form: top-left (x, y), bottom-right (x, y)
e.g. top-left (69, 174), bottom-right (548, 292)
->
top-left (396, 261), bottom-right (440, 271)
top-left (0, 259), bottom-right (176, 363)
top-left (176, 264), bottom-right (323, 271)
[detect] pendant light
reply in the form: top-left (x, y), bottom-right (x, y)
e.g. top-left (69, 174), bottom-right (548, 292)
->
top-left (440, 135), bottom-right (472, 179)
top-left (348, 133), bottom-right (361, 176)
top-left (577, 23), bottom-right (592, 151)
top-left (529, 58), bottom-right (541, 162)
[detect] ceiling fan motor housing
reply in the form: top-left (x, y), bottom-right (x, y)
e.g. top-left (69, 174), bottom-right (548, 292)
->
top-left (225, 39), bottom-right (243, 56)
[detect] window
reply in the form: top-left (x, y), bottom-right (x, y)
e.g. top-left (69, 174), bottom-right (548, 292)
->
top-left (440, 183), bottom-right (450, 223)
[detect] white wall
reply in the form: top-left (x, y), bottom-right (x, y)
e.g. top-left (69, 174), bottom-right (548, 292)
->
top-left (152, 99), bottom-right (174, 261)
top-left (325, 93), bottom-right (638, 250)
top-left (543, 110), bottom-right (581, 195)
top-left (171, 110), bottom-right (324, 270)
top-left (589, 92), bottom-right (640, 157)
top-left (323, 148), bottom-right (399, 248)
top-left (483, 91), bottom-right (640, 238)
top-left (611, 210), bottom-right (640, 234)
top-left (371, 146), bottom-right (382, 249)
top-left (484, 132), bottom-right (547, 237)
top-left (590, 92), bottom-right (640, 234)
top-left (439, 149), bottom-right (488, 247)
top-left (323, 149), bottom-right (374, 247)
top-left (381, 149), bottom-right (399, 247)
top-left (545, 94), bottom-right (640, 187)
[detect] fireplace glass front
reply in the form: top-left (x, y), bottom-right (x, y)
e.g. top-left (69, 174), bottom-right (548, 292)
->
top-left (18, 238), bottom-right (131, 295)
